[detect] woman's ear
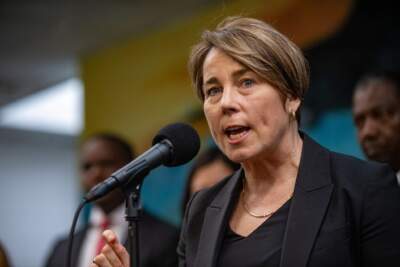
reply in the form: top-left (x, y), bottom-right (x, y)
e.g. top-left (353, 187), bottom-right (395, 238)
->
top-left (285, 96), bottom-right (301, 114)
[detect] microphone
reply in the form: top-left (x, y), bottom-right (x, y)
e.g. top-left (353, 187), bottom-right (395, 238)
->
top-left (84, 123), bottom-right (200, 202)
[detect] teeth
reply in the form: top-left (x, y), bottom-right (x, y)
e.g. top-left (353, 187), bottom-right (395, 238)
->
top-left (224, 126), bottom-right (249, 139)
top-left (229, 131), bottom-right (247, 139)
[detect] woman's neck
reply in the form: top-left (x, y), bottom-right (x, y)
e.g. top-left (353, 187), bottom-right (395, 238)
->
top-left (241, 129), bottom-right (303, 195)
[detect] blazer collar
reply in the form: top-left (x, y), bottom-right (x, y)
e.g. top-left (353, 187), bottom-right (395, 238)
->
top-left (280, 132), bottom-right (334, 267)
top-left (295, 132), bottom-right (332, 191)
top-left (194, 169), bottom-right (242, 267)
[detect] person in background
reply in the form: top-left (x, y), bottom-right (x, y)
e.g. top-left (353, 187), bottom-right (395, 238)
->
top-left (352, 70), bottom-right (400, 185)
top-left (0, 242), bottom-right (11, 267)
top-left (90, 17), bottom-right (400, 267)
top-left (45, 133), bottom-right (179, 267)
top-left (181, 145), bottom-right (240, 215)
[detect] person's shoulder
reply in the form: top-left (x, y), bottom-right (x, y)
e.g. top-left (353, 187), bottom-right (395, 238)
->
top-left (302, 132), bottom-right (395, 186)
top-left (330, 150), bottom-right (391, 177)
top-left (0, 242), bottom-right (11, 267)
top-left (50, 226), bottom-right (88, 248)
top-left (44, 227), bottom-right (88, 267)
top-left (329, 150), bottom-right (396, 188)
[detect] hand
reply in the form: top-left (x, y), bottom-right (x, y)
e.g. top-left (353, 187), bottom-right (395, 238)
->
top-left (90, 230), bottom-right (130, 267)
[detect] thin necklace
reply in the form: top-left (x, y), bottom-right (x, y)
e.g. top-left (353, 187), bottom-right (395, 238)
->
top-left (240, 181), bottom-right (275, 219)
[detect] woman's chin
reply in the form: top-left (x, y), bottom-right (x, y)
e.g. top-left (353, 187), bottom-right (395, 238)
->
top-left (224, 149), bottom-right (250, 163)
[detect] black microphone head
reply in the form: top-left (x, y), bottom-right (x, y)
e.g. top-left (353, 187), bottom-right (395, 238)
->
top-left (153, 122), bottom-right (200, 167)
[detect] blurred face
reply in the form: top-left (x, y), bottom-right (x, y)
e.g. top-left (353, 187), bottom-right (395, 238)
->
top-left (81, 138), bottom-right (129, 212)
top-left (190, 159), bottom-right (234, 194)
top-left (353, 81), bottom-right (400, 169)
top-left (202, 48), bottom-right (299, 163)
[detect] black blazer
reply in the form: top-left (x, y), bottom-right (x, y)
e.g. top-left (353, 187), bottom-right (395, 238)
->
top-left (45, 210), bottom-right (179, 267)
top-left (178, 134), bottom-right (400, 267)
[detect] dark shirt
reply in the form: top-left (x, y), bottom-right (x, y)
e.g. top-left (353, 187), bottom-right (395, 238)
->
top-left (217, 199), bottom-right (291, 267)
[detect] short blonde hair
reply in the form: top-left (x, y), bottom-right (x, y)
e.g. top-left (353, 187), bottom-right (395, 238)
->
top-left (188, 16), bottom-right (309, 123)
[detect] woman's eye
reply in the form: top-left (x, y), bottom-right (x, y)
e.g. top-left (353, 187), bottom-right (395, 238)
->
top-left (206, 87), bottom-right (222, 97)
top-left (241, 79), bottom-right (254, 88)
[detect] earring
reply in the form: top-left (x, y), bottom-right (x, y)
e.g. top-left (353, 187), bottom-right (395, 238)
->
top-left (290, 110), bottom-right (296, 120)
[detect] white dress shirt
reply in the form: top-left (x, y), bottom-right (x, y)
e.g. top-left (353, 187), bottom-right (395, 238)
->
top-left (396, 170), bottom-right (400, 186)
top-left (77, 204), bottom-right (127, 267)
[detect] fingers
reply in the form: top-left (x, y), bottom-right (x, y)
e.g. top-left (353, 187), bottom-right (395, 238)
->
top-left (92, 253), bottom-right (112, 267)
top-left (99, 244), bottom-right (123, 266)
top-left (91, 230), bottom-right (130, 267)
top-left (102, 230), bottom-right (130, 267)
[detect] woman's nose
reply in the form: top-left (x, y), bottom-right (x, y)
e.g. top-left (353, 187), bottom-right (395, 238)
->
top-left (220, 87), bottom-right (240, 115)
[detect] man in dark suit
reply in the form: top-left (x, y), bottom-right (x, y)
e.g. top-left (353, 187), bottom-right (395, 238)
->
top-left (352, 71), bottom-right (400, 185)
top-left (45, 133), bottom-right (178, 267)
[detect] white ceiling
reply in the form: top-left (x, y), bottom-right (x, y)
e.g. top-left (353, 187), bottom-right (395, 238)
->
top-left (0, 0), bottom-right (216, 107)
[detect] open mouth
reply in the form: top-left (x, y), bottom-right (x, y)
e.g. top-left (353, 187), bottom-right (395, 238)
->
top-left (224, 126), bottom-right (250, 141)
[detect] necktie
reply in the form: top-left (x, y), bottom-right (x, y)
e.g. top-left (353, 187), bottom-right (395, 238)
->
top-left (95, 217), bottom-right (110, 255)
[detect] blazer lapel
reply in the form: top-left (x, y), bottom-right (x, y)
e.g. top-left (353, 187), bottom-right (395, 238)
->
top-left (280, 134), bottom-right (334, 267)
top-left (194, 170), bottom-right (242, 267)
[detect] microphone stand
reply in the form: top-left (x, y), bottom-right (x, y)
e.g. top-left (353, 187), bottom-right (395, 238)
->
top-left (123, 169), bottom-right (148, 267)
top-left (125, 184), bottom-right (141, 267)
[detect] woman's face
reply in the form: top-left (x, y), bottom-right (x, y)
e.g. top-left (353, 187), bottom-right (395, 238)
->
top-left (202, 48), bottom-right (298, 163)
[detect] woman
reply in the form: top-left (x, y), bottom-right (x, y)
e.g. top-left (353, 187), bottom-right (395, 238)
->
top-left (91, 16), bottom-right (400, 267)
